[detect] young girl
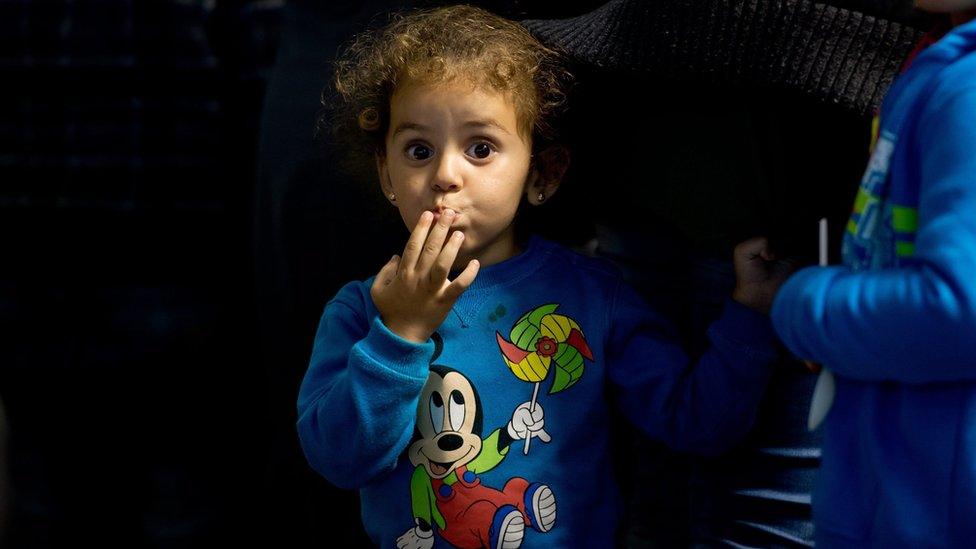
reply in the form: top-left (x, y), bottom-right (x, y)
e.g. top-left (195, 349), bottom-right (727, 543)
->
top-left (298, 6), bottom-right (789, 548)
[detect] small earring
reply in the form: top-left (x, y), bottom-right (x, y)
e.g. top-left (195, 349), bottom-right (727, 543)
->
top-left (537, 192), bottom-right (546, 203)
top-left (389, 192), bottom-right (397, 202)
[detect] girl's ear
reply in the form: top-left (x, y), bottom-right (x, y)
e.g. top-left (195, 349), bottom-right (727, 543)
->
top-left (376, 153), bottom-right (396, 205)
top-left (526, 145), bottom-right (570, 206)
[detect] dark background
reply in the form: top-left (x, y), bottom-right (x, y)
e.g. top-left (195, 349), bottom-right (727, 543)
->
top-left (0, 1), bottom-right (873, 547)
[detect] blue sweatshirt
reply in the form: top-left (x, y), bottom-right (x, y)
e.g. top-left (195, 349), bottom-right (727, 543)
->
top-left (298, 236), bottom-right (777, 548)
top-left (771, 18), bottom-right (976, 548)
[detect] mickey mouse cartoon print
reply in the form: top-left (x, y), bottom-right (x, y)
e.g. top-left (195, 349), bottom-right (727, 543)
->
top-left (397, 335), bottom-right (556, 549)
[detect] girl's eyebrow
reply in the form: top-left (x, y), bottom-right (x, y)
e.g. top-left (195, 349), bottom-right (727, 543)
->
top-left (391, 122), bottom-right (428, 137)
top-left (462, 119), bottom-right (510, 134)
top-left (390, 119), bottom-right (510, 137)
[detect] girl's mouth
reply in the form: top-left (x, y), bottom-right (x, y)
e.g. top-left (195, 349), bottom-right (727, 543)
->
top-left (431, 211), bottom-right (460, 223)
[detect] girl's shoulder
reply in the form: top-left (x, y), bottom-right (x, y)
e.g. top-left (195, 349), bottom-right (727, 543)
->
top-left (531, 236), bottom-right (625, 285)
top-left (325, 278), bottom-right (375, 319)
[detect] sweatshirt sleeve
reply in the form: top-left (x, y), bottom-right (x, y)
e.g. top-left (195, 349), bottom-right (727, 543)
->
top-left (771, 87), bottom-right (976, 383)
top-left (607, 280), bottom-right (778, 456)
top-left (297, 282), bottom-right (434, 489)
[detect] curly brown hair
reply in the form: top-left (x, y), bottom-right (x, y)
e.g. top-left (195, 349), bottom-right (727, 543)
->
top-left (323, 5), bottom-right (572, 176)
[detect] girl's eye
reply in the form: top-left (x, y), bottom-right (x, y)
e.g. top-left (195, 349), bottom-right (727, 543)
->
top-left (406, 144), bottom-right (433, 161)
top-left (466, 142), bottom-right (494, 160)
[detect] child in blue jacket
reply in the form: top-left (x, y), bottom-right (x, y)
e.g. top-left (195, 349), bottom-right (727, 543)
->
top-left (298, 6), bottom-right (790, 548)
top-left (772, 3), bottom-right (976, 546)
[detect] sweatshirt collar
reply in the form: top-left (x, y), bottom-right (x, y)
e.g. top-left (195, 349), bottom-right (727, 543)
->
top-left (450, 235), bottom-right (555, 327)
top-left (464, 234), bottom-right (553, 294)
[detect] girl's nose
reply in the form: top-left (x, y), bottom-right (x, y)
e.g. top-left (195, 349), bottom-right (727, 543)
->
top-left (431, 153), bottom-right (463, 192)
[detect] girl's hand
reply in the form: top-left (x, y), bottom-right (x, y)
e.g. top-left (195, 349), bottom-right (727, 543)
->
top-left (371, 210), bottom-right (480, 343)
top-left (731, 236), bottom-right (795, 314)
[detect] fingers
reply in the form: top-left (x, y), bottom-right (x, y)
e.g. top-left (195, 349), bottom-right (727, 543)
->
top-left (735, 236), bottom-right (771, 261)
top-left (401, 211), bottom-right (434, 270)
top-left (370, 256), bottom-right (400, 300)
top-left (416, 210), bottom-right (456, 274)
top-left (444, 259), bottom-right (479, 300)
top-left (375, 255), bottom-right (400, 286)
top-left (534, 428), bottom-right (551, 443)
top-left (430, 230), bottom-right (464, 284)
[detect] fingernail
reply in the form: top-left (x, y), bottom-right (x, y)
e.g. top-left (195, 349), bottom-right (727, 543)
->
top-left (421, 211), bottom-right (432, 221)
top-left (454, 231), bottom-right (464, 240)
top-left (391, 255), bottom-right (399, 262)
top-left (445, 209), bottom-right (455, 218)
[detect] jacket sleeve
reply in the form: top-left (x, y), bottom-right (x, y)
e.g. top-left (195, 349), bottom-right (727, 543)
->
top-left (607, 280), bottom-right (777, 456)
top-left (297, 282), bottom-right (433, 489)
top-left (771, 87), bottom-right (976, 383)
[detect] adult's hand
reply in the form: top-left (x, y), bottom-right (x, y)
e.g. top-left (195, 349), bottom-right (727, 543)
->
top-left (731, 236), bottom-right (796, 314)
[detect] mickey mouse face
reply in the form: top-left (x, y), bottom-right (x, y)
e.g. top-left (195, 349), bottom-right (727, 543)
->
top-left (408, 369), bottom-right (484, 479)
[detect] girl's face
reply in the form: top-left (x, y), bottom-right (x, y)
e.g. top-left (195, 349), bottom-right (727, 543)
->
top-left (378, 78), bottom-right (538, 269)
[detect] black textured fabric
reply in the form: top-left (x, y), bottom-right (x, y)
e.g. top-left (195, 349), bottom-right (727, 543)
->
top-left (524, 0), bottom-right (925, 115)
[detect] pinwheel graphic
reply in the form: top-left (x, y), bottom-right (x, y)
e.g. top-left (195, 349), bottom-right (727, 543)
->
top-left (495, 303), bottom-right (593, 454)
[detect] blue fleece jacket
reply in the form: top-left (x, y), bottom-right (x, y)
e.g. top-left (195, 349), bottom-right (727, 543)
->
top-left (771, 18), bottom-right (976, 548)
top-left (298, 236), bottom-right (777, 548)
